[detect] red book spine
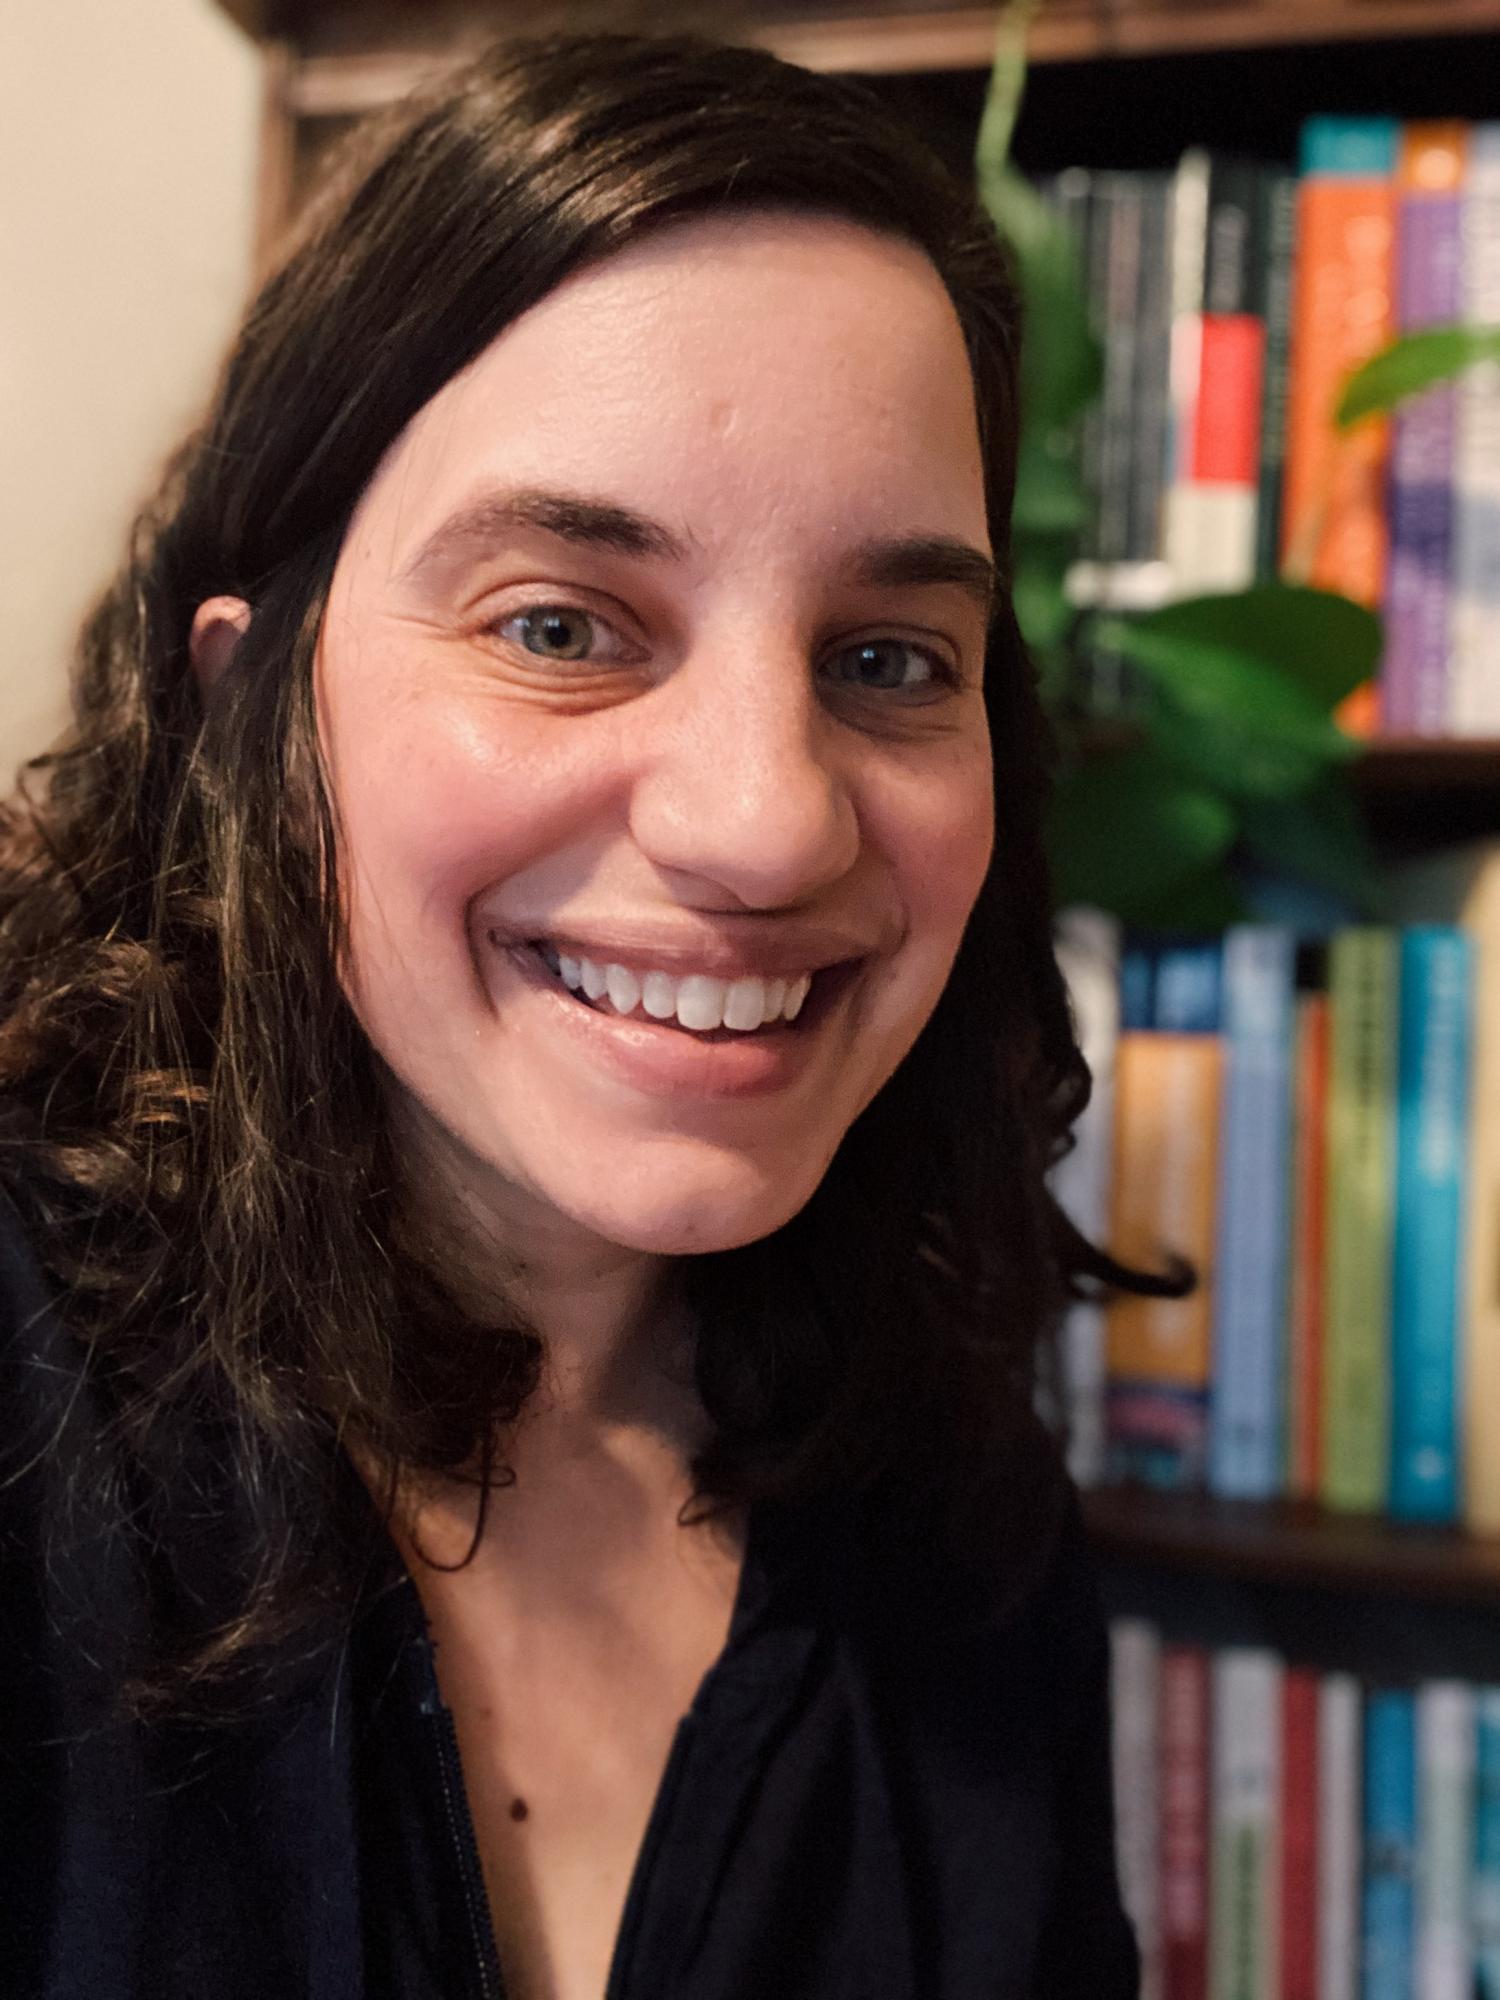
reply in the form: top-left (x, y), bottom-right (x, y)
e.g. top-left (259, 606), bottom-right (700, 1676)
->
top-left (1280, 1668), bottom-right (1321, 2000)
top-left (1159, 1646), bottom-right (1210, 2000)
top-left (1193, 315), bottom-right (1267, 485)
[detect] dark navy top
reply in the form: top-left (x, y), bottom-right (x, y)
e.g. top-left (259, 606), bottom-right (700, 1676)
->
top-left (0, 1192), bottom-right (1139, 2000)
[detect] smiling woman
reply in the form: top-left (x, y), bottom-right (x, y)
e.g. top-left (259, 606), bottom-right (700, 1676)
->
top-left (0, 31), bottom-right (1153, 2000)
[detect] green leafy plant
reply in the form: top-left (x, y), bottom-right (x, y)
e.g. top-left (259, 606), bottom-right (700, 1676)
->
top-left (978, 10), bottom-right (1500, 928)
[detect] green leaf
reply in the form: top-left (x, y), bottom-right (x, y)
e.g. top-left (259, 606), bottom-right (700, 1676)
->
top-left (1046, 748), bottom-right (1238, 923)
top-left (1337, 324), bottom-right (1500, 429)
top-left (1146, 689), bottom-right (1342, 802)
top-left (1095, 584), bottom-right (1381, 720)
top-left (1127, 859), bottom-right (1250, 934)
top-left (1237, 788), bottom-right (1382, 914)
top-left (979, 160), bottom-right (1101, 432)
top-left (1012, 533), bottom-right (1076, 650)
top-left (1013, 429), bottom-right (1091, 538)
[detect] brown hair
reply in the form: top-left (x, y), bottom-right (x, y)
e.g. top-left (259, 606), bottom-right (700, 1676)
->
top-left (0, 32), bottom-right (1145, 1708)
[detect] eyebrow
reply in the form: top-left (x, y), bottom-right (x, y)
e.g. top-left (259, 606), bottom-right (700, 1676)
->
top-left (399, 485), bottom-right (997, 618)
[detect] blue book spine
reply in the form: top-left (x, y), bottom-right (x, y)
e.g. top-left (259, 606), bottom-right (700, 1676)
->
top-left (1119, 942), bottom-right (1157, 1032)
top-left (1209, 927), bottom-right (1297, 1499)
top-left (1475, 1691), bottom-right (1500, 2000)
top-left (1152, 940), bottom-right (1223, 1034)
top-left (1363, 1689), bottom-right (1417, 2000)
top-left (1300, 116), bottom-right (1401, 180)
top-left (1391, 927), bottom-right (1473, 1522)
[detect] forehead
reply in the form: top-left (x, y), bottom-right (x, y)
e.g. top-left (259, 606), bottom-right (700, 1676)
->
top-left (343, 209), bottom-right (990, 579)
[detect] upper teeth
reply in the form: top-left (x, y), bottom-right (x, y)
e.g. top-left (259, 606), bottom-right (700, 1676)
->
top-left (545, 949), bottom-right (812, 1032)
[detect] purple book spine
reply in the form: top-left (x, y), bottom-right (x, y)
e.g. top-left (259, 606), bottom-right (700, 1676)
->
top-left (1384, 154), bottom-right (1465, 736)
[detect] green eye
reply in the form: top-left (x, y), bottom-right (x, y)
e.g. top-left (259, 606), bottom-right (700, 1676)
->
top-left (827, 639), bottom-right (940, 692)
top-left (514, 607), bottom-right (596, 660)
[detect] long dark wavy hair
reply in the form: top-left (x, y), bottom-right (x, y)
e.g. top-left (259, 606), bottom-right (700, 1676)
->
top-left (0, 32), bottom-right (1152, 1709)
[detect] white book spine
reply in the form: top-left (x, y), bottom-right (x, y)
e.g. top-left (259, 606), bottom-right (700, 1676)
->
top-left (1052, 908), bottom-right (1122, 1486)
top-left (1111, 1618), bottom-right (1163, 2000)
top-left (1417, 1681), bottom-right (1476, 1999)
top-left (1210, 1648), bottom-right (1281, 2000)
top-left (1450, 123), bottom-right (1500, 736)
top-left (1318, 1674), bottom-right (1363, 2000)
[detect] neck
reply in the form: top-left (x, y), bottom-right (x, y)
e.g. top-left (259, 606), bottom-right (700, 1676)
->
top-left (388, 1088), bottom-right (705, 1460)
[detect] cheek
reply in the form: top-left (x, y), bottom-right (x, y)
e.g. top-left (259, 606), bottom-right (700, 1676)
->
top-left (321, 678), bottom-right (559, 936)
top-left (887, 748), bottom-right (996, 950)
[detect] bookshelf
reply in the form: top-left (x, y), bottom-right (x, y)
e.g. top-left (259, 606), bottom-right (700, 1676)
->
top-left (217, 0), bottom-right (1500, 1644)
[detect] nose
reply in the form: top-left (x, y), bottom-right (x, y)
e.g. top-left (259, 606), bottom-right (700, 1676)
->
top-left (626, 636), bottom-right (861, 911)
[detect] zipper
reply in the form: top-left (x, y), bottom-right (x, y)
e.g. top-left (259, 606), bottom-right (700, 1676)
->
top-left (415, 1631), bottom-right (508, 2000)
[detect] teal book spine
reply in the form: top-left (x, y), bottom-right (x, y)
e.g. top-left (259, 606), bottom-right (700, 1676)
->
top-left (1391, 927), bottom-right (1473, 1521)
top-left (1363, 1689), bottom-right (1417, 2000)
top-left (1475, 1690), bottom-right (1500, 2000)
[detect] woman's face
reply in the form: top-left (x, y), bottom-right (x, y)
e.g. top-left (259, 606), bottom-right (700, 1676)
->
top-left (316, 211), bottom-right (996, 1260)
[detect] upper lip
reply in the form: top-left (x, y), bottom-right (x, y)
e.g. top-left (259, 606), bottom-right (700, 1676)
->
top-left (485, 918), bottom-right (878, 981)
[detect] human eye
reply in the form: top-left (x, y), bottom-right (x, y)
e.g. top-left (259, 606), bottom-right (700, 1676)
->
top-left (488, 602), bottom-right (639, 667)
top-left (820, 635), bottom-right (960, 698)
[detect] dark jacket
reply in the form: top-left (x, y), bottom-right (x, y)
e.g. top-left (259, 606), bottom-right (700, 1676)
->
top-left (0, 1193), bottom-right (1139, 2000)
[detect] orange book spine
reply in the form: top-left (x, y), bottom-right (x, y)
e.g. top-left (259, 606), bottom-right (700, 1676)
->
top-left (1281, 121), bottom-right (1400, 737)
top-left (1106, 1032), bottom-right (1224, 1486)
top-left (1286, 992), bottom-right (1330, 1500)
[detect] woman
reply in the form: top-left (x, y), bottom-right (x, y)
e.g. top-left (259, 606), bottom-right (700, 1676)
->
top-left (0, 31), bottom-right (1144, 2000)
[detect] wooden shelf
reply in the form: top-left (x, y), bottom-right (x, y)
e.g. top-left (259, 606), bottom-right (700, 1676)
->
top-left (766, 0), bottom-right (1500, 72)
top-left (1355, 737), bottom-right (1500, 790)
top-left (1084, 1485), bottom-right (1500, 1607)
top-left (221, 0), bottom-right (1500, 113)
top-left (1353, 738), bottom-right (1500, 848)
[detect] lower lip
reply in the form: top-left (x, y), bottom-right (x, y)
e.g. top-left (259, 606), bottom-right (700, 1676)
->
top-left (494, 942), bottom-right (851, 1101)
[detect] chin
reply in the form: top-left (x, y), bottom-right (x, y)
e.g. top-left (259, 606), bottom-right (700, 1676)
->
top-left (556, 1161), bottom-right (823, 1259)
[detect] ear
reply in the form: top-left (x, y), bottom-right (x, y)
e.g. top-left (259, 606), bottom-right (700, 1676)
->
top-left (189, 596), bottom-right (253, 692)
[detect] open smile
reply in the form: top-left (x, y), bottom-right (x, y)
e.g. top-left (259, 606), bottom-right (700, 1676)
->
top-left (492, 934), bottom-right (861, 1046)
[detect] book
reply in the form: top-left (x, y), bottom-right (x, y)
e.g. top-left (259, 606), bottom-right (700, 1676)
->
top-left (1107, 942), bottom-right (1225, 1488)
top-left (1286, 985), bottom-right (1331, 1501)
top-left (1415, 1680), bottom-right (1475, 2000)
top-left (1280, 1667), bottom-right (1320, 2000)
top-left (1112, 1618), bottom-right (1163, 2000)
top-left (1160, 1646), bottom-right (1211, 2000)
top-left (1154, 939), bottom-right (1224, 1036)
top-left (1362, 1688), bottom-right (1417, 2000)
top-left (1388, 846), bottom-right (1500, 1534)
top-left (1163, 154), bottom-right (1270, 593)
top-left (1450, 124), bottom-right (1500, 738)
top-left (1254, 169), bottom-right (1298, 584)
top-left (1210, 1649), bottom-right (1280, 2000)
top-left (1390, 927), bottom-right (1473, 1523)
top-left (1130, 172), bottom-right (1175, 565)
top-left (1097, 172), bottom-right (1149, 570)
top-left (1051, 907), bottom-right (1122, 1487)
top-left (1319, 1674), bottom-right (1363, 2000)
top-left (1474, 1689), bottom-right (1500, 2000)
top-left (1321, 929), bottom-right (1399, 1513)
top-left (1383, 124), bottom-right (1468, 735)
top-left (1281, 118), bottom-right (1400, 736)
top-left (1209, 926), bottom-right (1296, 1499)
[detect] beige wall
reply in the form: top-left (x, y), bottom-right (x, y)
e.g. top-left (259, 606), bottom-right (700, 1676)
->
top-left (0, 1), bottom-right (261, 778)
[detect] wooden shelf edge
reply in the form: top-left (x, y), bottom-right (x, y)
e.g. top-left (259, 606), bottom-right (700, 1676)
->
top-left (1083, 1485), bottom-right (1500, 1605)
top-left (274, 1), bottom-right (1500, 119)
top-left (766, 0), bottom-right (1500, 72)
